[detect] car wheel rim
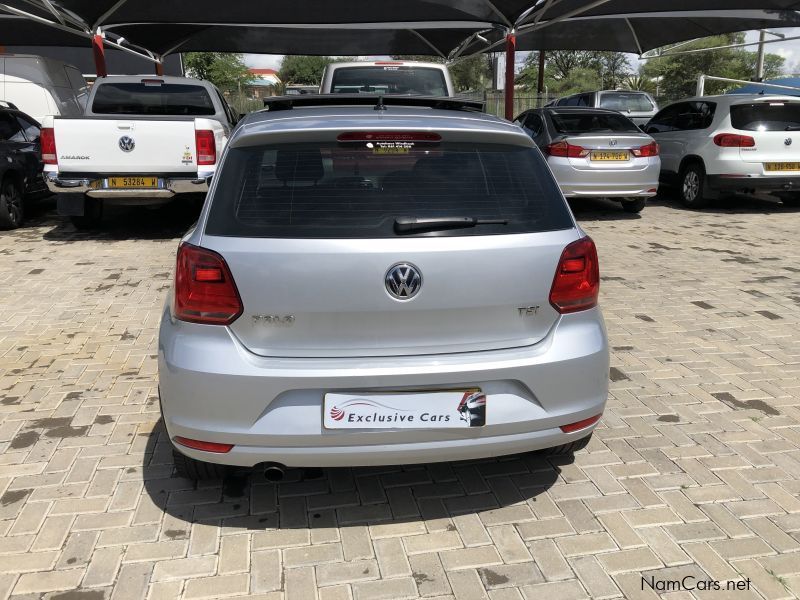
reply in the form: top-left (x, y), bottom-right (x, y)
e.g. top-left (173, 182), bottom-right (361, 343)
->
top-left (3, 185), bottom-right (20, 225)
top-left (683, 171), bottom-right (699, 201)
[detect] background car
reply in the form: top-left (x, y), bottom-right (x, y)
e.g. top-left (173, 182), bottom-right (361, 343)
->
top-left (319, 60), bottom-right (454, 96)
top-left (515, 106), bottom-right (660, 213)
top-left (644, 94), bottom-right (800, 208)
top-left (552, 90), bottom-right (659, 125)
top-left (158, 95), bottom-right (608, 480)
top-left (0, 101), bottom-right (46, 228)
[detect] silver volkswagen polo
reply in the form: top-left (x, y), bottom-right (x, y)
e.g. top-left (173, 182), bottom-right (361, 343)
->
top-left (158, 96), bottom-right (609, 480)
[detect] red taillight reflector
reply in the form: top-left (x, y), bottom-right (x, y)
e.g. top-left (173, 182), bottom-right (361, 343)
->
top-left (173, 243), bottom-right (242, 325)
top-left (374, 61), bottom-right (403, 65)
top-left (337, 131), bottom-right (441, 142)
top-left (174, 436), bottom-right (234, 453)
top-left (195, 129), bottom-right (217, 165)
top-left (713, 133), bottom-right (755, 147)
top-left (545, 141), bottom-right (589, 158)
top-left (560, 414), bottom-right (602, 433)
top-left (631, 141), bottom-right (659, 157)
top-left (40, 127), bottom-right (57, 164)
top-left (549, 236), bottom-right (600, 314)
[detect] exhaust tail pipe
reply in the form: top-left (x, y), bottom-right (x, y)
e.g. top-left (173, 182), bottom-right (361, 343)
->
top-left (263, 463), bottom-right (285, 482)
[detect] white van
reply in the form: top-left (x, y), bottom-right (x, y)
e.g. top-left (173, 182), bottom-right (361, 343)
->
top-left (0, 54), bottom-right (89, 123)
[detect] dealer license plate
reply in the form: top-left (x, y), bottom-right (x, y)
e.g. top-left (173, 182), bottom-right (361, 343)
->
top-left (323, 390), bottom-right (486, 429)
top-left (590, 151), bottom-right (629, 161)
top-left (107, 176), bottom-right (159, 188)
top-left (764, 162), bottom-right (800, 172)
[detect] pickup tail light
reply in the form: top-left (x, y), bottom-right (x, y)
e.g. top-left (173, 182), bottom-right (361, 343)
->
top-left (173, 243), bottom-right (242, 325)
top-left (195, 129), bottom-right (217, 165)
top-left (40, 127), bottom-right (57, 164)
top-left (545, 141), bottom-right (589, 158)
top-left (549, 237), bottom-right (600, 314)
top-left (713, 133), bottom-right (755, 147)
top-left (631, 141), bottom-right (659, 157)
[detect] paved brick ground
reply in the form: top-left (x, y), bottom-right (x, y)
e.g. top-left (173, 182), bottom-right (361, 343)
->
top-left (0, 194), bottom-right (799, 600)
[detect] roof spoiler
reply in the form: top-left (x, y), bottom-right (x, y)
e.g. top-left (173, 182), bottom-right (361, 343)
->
top-left (0, 100), bottom-right (18, 110)
top-left (262, 94), bottom-right (485, 113)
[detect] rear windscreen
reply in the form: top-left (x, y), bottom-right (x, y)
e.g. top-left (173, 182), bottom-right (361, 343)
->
top-left (730, 102), bottom-right (800, 131)
top-left (551, 112), bottom-right (640, 134)
top-left (91, 83), bottom-right (215, 115)
top-left (205, 141), bottom-right (572, 238)
top-left (330, 66), bottom-right (448, 96)
top-left (598, 92), bottom-right (654, 112)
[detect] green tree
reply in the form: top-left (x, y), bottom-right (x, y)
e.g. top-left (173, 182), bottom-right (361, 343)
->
top-left (641, 34), bottom-right (786, 100)
top-left (391, 55), bottom-right (492, 92)
top-left (183, 52), bottom-right (252, 92)
top-left (279, 55), bottom-right (334, 86)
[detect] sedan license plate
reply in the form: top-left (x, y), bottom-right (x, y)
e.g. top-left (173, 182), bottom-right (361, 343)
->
top-left (324, 390), bottom-right (486, 429)
top-left (590, 151), bottom-right (629, 161)
top-left (107, 176), bottom-right (158, 188)
top-left (765, 162), bottom-right (800, 172)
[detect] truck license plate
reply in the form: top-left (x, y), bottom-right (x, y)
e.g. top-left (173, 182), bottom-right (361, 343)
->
top-left (108, 176), bottom-right (158, 188)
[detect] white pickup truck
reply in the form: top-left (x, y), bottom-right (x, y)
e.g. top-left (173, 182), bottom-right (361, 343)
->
top-left (42, 75), bottom-right (240, 228)
top-left (319, 60), bottom-right (455, 96)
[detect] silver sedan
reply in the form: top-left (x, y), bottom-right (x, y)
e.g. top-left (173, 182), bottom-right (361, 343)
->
top-left (515, 107), bottom-right (660, 213)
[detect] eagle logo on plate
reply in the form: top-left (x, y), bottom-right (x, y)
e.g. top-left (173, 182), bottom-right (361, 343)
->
top-left (118, 136), bottom-right (135, 152)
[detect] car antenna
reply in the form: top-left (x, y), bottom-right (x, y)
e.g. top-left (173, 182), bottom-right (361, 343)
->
top-left (374, 95), bottom-right (387, 111)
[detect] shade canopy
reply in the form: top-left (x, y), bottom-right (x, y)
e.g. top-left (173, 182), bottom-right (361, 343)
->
top-left (512, 10), bottom-right (800, 54)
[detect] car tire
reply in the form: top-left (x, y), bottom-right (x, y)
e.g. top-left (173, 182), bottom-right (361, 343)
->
top-left (172, 448), bottom-right (229, 480)
top-left (679, 163), bottom-right (710, 209)
top-left (620, 198), bottom-right (646, 213)
top-left (545, 433), bottom-right (593, 456)
top-left (69, 196), bottom-right (103, 230)
top-left (0, 177), bottom-right (23, 229)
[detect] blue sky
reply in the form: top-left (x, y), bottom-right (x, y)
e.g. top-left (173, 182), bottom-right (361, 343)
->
top-left (244, 28), bottom-right (800, 76)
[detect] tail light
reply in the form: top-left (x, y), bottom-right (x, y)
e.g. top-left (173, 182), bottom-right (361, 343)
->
top-left (713, 133), bottom-right (755, 148)
top-left (173, 243), bottom-right (242, 325)
top-left (545, 141), bottom-right (589, 158)
top-left (40, 127), bottom-right (57, 164)
top-left (549, 237), bottom-right (600, 314)
top-left (631, 141), bottom-right (659, 157)
top-left (195, 129), bottom-right (217, 165)
top-left (337, 131), bottom-right (441, 142)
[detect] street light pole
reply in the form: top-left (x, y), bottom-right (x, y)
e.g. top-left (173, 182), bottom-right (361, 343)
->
top-left (756, 29), bottom-right (766, 81)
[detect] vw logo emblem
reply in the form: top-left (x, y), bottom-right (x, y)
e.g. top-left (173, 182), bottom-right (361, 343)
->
top-left (118, 136), bottom-right (135, 152)
top-left (609, 139), bottom-right (617, 146)
top-left (385, 263), bottom-right (422, 301)
top-left (785, 138), bottom-right (793, 146)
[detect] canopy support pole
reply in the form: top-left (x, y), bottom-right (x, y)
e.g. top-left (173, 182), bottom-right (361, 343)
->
top-left (537, 50), bottom-right (545, 94)
top-left (504, 32), bottom-right (515, 120)
top-left (92, 33), bottom-right (107, 78)
top-left (155, 62), bottom-right (164, 76)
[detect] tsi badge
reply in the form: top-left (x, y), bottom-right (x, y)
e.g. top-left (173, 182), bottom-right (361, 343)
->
top-left (251, 314), bottom-right (295, 326)
top-left (118, 136), bottom-right (135, 152)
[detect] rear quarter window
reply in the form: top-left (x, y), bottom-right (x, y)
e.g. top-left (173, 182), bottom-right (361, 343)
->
top-left (205, 140), bottom-right (572, 238)
top-left (730, 102), bottom-right (800, 131)
top-left (91, 82), bottom-right (215, 115)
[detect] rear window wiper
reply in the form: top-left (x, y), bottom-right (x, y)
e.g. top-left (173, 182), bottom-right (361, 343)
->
top-left (785, 125), bottom-right (800, 131)
top-left (394, 216), bottom-right (509, 234)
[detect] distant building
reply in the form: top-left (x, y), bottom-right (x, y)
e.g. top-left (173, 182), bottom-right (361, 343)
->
top-left (247, 68), bottom-right (281, 98)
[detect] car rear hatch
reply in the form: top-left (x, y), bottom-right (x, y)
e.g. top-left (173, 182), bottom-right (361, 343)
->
top-left (200, 128), bottom-right (579, 358)
top-left (729, 99), bottom-right (800, 172)
top-left (597, 91), bottom-right (656, 123)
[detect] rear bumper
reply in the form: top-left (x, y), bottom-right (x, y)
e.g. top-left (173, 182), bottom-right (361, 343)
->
top-left (550, 158), bottom-right (660, 198)
top-left (158, 306), bottom-right (609, 468)
top-left (45, 171), bottom-right (210, 199)
top-left (706, 174), bottom-right (800, 193)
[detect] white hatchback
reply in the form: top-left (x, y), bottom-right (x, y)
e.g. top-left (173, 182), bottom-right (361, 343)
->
top-left (645, 94), bottom-right (800, 208)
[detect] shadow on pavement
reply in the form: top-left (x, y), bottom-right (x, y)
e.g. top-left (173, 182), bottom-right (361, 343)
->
top-left (40, 198), bottom-right (202, 242)
top-left (141, 419), bottom-right (567, 531)
top-left (651, 188), bottom-right (800, 215)
top-left (567, 197), bottom-right (643, 222)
